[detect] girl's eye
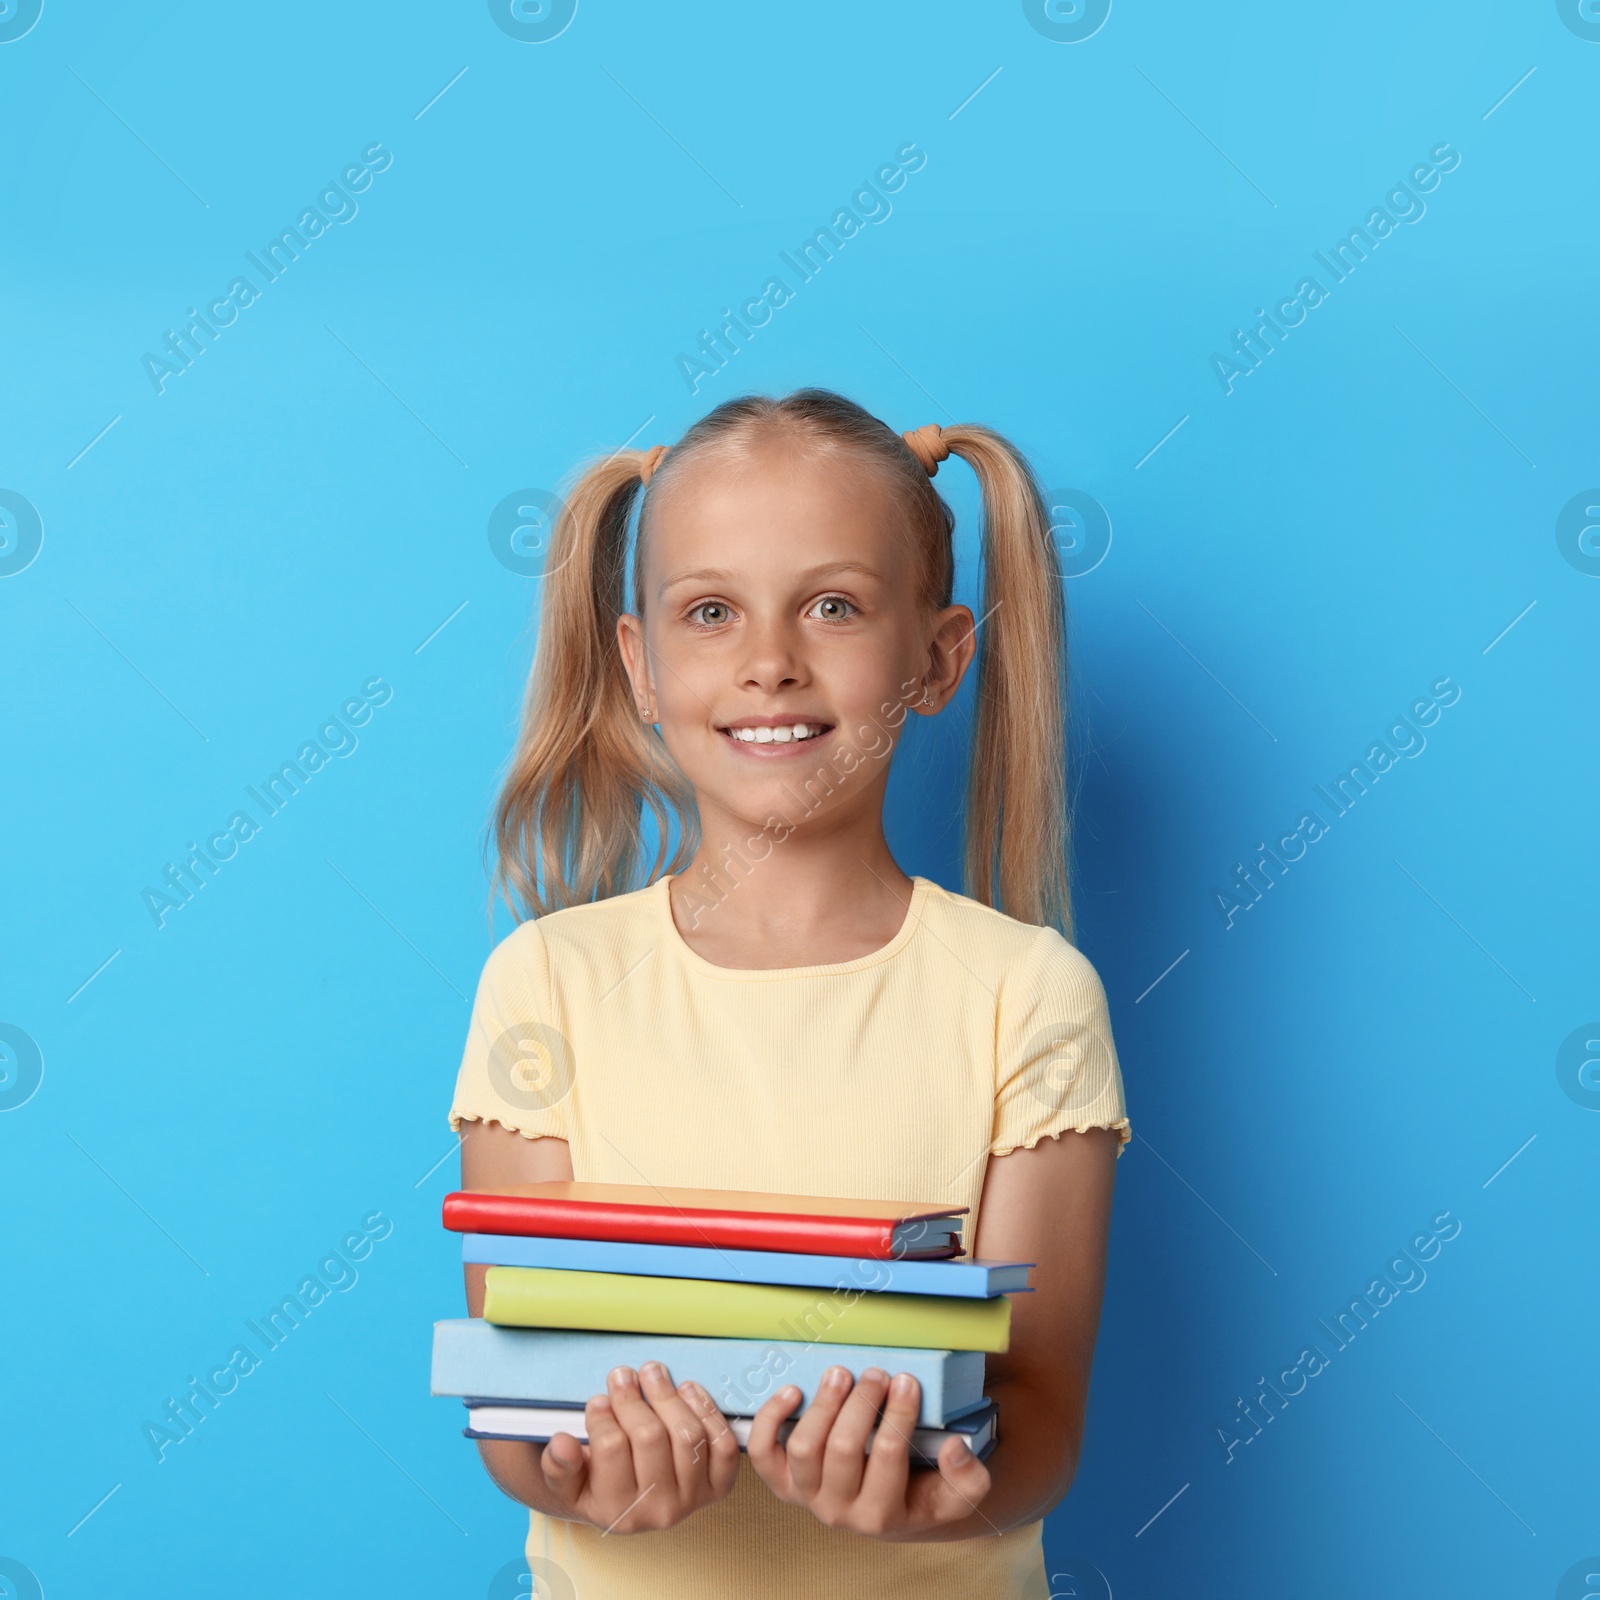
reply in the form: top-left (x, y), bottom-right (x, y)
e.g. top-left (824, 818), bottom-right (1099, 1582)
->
top-left (809, 595), bottom-right (857, 622)
top-left (688, 601), bottom-right (732, 627)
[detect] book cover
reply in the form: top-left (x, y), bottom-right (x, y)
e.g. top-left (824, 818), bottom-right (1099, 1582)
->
top-left (430, 1318), bottom-right (987, 1428)
top-left (460, 1233), bottom-right (1032, 1296)
top-left (481, 1266), bottom-right (1010, 1352)
top-left (443, 1182), bottom-right (966, 1260)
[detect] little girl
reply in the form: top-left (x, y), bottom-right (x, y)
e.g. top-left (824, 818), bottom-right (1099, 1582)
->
top-left (449, 388), bottom-right (1130, 1599)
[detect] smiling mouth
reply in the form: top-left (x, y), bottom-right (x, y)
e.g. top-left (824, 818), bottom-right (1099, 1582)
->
top-left (716, 720), bottom-right (835, 749)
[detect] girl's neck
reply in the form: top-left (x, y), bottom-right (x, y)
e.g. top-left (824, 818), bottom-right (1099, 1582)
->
top-left (667, 819), bottom-right (915, 971)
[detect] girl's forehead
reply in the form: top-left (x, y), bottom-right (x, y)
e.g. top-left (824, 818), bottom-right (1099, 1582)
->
top-left (661, 438), bottom-right (880, 510)
top-left (644, 446), bottom-right (911, 566)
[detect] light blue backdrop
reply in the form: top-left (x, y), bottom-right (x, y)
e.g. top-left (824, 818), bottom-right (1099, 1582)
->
top-left (2, 3), bottom-right (1595, 1596)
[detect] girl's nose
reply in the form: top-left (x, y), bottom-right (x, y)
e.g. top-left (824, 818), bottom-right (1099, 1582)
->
top-left (736, 615), bottom-right (807, 692)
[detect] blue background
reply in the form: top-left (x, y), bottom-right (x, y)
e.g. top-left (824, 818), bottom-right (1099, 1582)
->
top-left (2, 2), bottom-right (1596, 1596)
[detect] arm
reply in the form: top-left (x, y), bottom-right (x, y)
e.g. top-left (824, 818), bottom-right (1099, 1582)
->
top-left (951, 1124), bottom-right (1119, 1530)
top-left (458, 1119), bottom-right (741, 1531)
top-left (458, 1118), bottom-right (577, 1518)
top-left (746, 1125), bottom-right (1119, 1541)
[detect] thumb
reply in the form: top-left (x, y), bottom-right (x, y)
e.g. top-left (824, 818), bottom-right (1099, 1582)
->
top-left (539, 1431), bottom-right (590, 1508)
top-left (919, 1436), bottom-right (992, 1524)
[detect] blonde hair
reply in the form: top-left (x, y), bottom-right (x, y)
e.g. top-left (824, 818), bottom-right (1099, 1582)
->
top-left (493, 389), bottom-right (1072, 932)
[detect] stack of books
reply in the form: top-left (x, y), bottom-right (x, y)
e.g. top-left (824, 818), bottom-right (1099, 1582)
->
top-left (431, 1182), bottom-right (1031, 1463)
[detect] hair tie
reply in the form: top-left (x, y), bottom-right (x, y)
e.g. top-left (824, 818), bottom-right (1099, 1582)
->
top-left (638, 444), bottom-right (670, 486)
top-left (901, 424), bottom-right (949, 477)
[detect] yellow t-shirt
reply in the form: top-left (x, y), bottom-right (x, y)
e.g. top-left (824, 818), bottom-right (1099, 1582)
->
top-left (448, 871), bottom-right (1130, 1600)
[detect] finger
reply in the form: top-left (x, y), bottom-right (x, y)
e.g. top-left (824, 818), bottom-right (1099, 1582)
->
top-left (858, 1370), bottom-right (920, 1502)
top-left (783, 1364), bottom-right (854, 1498)
top-left (537, 1429), bottom-right (590, 1509)
top-left (820, 1367), bottom-right (890, 1503)
top-left (583, 1390), bottom-right (638, 1509)
top-left (746, 1384), bottom-right (803, 1494)
top-left (679, 1380), bottom-right (742, 1498)
top-left (606, 1365), bottom-right (675, 1510)
top-left (636, 1362), bottom-right (712, 1496)
top-left (910, 1434), bottom-right (993, 1528)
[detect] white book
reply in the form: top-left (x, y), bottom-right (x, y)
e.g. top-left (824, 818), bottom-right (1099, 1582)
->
top-left (463, 1397), bottom-right (999, 1466)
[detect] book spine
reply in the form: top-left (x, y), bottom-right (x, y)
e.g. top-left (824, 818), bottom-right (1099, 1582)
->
top-left (431, 1321), bottom-right (980, 1427)
top-left (480, 1267), bottom-right (1011, 1352)
top-left (464, 1420), bottom-right (985, 1465)
top-left (458, 1234), bottom-right (1028, 1296)
top-left (444, 1196), bottom-right (898, 1258)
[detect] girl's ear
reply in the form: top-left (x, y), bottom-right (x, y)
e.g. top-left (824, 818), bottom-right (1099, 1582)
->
top-left (615, 612), bottom-right (656, 722)
top-left (912, 602), bottom-right (980, 716)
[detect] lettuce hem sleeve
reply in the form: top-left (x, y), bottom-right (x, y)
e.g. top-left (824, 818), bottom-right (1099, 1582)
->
top-left (447, 1102), bottom-right (570, 1142)
top-left (990, 1114), bottom-right (1131, 1160)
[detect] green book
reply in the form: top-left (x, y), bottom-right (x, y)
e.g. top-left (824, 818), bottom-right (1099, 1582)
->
top-left (482, 1265), bottom-right (1011, 1353)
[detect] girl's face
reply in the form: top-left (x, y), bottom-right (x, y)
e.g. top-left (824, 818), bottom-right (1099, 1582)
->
top-left (617, 440), bottom-right (976, 834)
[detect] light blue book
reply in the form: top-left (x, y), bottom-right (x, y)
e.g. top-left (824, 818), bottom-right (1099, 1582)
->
top-left (431, 1319), bottom-right (987, 1428)
top-left (460, 1233), bottom-right (1032, 1298)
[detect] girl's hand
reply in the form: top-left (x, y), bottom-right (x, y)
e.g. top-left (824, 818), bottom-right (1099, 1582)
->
top-left (538, 1362), bottom-right (741, 1533)
top-left (746, 1366), bottom-right (993, 1538)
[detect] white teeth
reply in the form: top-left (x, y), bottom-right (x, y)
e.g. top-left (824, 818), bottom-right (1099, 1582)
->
top-left (728, 723), bottom-right (822, 744)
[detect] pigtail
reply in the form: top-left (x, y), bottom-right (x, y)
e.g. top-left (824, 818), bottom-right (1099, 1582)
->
top-left (492, 450), bottom-right (698, 920)
top-left (940, 426), bottom-right (1072, 936)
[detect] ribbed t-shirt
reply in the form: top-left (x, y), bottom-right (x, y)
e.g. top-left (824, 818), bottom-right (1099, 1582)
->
top-left (448, 871), bottom-right (1130, 1600)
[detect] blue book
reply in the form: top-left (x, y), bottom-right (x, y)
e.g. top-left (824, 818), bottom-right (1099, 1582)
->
top-left (431, 1319), bottom-right (988, 1428)
top-left (460, 1233), bottom-right (1032, 1298)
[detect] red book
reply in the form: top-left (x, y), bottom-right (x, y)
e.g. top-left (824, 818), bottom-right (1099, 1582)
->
top-left (442, 1183), bottom-right (967, 1260)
